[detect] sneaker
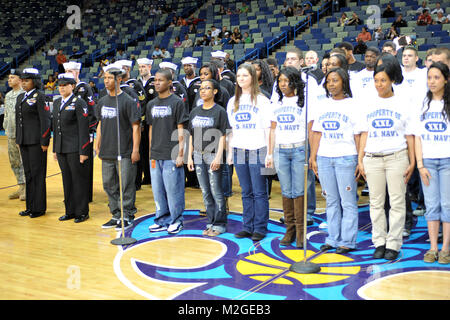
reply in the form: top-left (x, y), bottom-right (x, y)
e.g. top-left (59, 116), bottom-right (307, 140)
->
top-left (208, 229), bottom-right (222, 237)
top-left (413, 206), bottom-right (426, 216)
top-left (319, 221), bottom-right (328, 229)
top-left (361, 186), bottom-right (369, 196)
top-left (402, 229), bottom-right (411, 237)
top-left (115, 220), bottom-right (133, 231)
top-left (423, 250), bottom-right (438, 263)
top-left (102, 219), bottom-right (119, 229)
top-left (167, 221), bottom-right (183, 234)
top-left (202, 228), bottom-right (211, 236)
top-left (235, 230), bottom-right (252, 238)
top-left (438, 250), bottom-right (450, 264)
top-left (149, 223), bottom-right (167, 232)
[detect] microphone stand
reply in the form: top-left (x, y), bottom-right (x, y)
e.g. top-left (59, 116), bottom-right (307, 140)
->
top-left (289, 71), bottom-right (321, 274)
top-left (111, 71), bottom-right (137, 246)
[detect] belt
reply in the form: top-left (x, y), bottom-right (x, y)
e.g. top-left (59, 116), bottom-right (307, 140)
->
top-left (365, 148), bottom-right (406, 158)
top-left (276, 142), bottom-right (305, 149)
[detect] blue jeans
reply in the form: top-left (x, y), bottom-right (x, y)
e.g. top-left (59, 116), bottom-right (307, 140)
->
top-left (150, 160), bottom-right (185, 227)
top-left (317, 155), bottom-right (359, 249)
top-left (233, 147), bottom-right (269, 235)
top-left (222, 163), bottom-right (233, 197)
top-left (194, 153), bottom-right (227, 233)
top-left (421, 158), bottom-right (450, 223)
top-left (274, 146), bottom-right (305, 198)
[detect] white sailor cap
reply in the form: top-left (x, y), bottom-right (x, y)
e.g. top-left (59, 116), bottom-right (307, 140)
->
top-left (159, 61), bottom-right (178, 71)
top-left (57, 73), bottom-right (76, 84)
top-left (63, 61), bottom-right (82, 71)
top-left (137, 58), bottom-right (153, 65)
top-left (103, 62), bottom-right (125, 74)
top-left (181, 57), bottom-right (198, 65)
top-left (211, 51), bottom-right (227, 59)
top-left (20, 68), bottom-right (40, 79)
top-left (116, 59), bottom-right (133, 69)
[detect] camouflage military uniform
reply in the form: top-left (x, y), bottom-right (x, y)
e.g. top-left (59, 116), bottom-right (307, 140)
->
top-left (4, 88), bottom-right (25, 186)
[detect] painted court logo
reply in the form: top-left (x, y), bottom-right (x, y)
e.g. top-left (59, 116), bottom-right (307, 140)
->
top-left (113, 206), bottom-right (450, 300)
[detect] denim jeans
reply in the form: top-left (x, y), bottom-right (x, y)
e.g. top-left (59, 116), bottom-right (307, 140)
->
top-left (102, 158), bottom-right (137, 221)
top-left (274, 146), bottom-right (305, 198)
top-left (150, 160), bottom-right (185, 227)
top-left (421, 158), bottom-right (450, 223)
top-left (233, 147), bottom-right (269, 235)
top-left (222, 163), bottom-right (234, 197)
top-left (317, 155), bottom-right (359, 249)
top-left (194, 152), bottom-right (227, 233)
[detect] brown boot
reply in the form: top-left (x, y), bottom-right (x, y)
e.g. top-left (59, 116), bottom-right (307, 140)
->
top-left (293, 196), bottom-right (305, 248)
top-left (19, 184), bottom-right (26, 201)
top-left (8, 186), bottom-right (21, 200)
top-left (280, 197), bottom-right (296, 246)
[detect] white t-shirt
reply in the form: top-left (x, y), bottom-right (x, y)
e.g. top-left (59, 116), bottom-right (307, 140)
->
top-left (271, 95), bottom-right (309, 145)
top-left (227, 93), bottom-right (271, 150)
top-left (399, 67), bottom-right (428, 107)
top-left (352, 68), bottom-right (377, 100)
top-left (413, 99), bottom-right (450, 159)
top-left (312, 97), bottom-right (363, 157)
top-left (362, 94), bottom-right (414, 154)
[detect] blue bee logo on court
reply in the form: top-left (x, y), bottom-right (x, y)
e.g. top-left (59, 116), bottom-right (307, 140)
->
top-left (235, 112), bottom-right (251, 122)
top-left (372, 118), bottom-right (394, 129)
top-left (322, 121), bottom-right (340, 130)
top-left (425, 121), bottom-right (447, 132)
top-left (277, 114), bottom-right (295, 123)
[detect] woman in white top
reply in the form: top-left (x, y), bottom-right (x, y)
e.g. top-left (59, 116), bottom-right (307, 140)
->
top-left (227, 63), bottom-right (272, 242)
top-left (358, 59), bottom-right (415, 261)
top-left (266, 67), bottom-right (307, 248)
top-left (310, 68), bottom-right (362, 254)
top-left (414, 62), bottom-right (450, 264)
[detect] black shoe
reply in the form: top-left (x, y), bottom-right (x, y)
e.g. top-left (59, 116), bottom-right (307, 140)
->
top-left (235, 230), bottom-right (252, 238)
top-left (373, 245), bottom-right (386, 259)
top-left (19, 210), bottom-right (31, 216)
top-left (384, 249), bottom-right (399, 260)
top-left (320, 244), bottom-right (334, 252)
top-left (74, 214), bottom-right (89, 223)
top-left (29, 212), bottom-right (45, 218)
top-left (336, 247), bottom-right (354, 254)
top-left (251, 232), bottom-right (265, 242)
top-left (59, 214), bottom-right (75, 221)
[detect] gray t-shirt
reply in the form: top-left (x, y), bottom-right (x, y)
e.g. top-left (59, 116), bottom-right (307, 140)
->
top-left (95, 92), bottom-right (141, 160)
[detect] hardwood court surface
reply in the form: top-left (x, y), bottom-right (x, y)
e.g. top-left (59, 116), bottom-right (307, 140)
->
top-left (0, 136), bottom-right (449, 300)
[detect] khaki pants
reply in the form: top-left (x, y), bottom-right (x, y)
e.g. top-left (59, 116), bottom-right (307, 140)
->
top-left (363, 149), bottom-right (409, 251)
top-left (8, 138), bottom-right (25, 185)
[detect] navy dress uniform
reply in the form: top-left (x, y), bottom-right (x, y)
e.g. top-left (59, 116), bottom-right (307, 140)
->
top-left (16, 68), bottom-right (51, 218)
top-left (53, 74), bottom-right (91, 223)
top-left (64, 61), bottom-right (97, 203)
top-left (180, 57), bottom-right (202, 113)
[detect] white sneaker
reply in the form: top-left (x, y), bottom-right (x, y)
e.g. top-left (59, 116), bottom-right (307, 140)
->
top-left (149, 223), bottom-right (167, 232)
top-left (319, 222), bottom-right (328, 229)
top-left (167, 221), bottom-right (183, 234)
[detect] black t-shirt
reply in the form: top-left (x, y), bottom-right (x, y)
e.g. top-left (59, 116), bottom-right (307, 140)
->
top-left (146, 94), bottom-right (189, 160)
top-left (188, 104), bottom-right (230, 154)
top-left (348, 60), bottom-right (365, 72)
top-left (95, 92), bottom-right (141, 160)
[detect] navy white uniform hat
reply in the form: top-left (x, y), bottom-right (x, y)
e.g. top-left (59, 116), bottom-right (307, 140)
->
top-left (159, 61), bottom-right (178, 71)
top-left (20, 68), bottom-right (40, 79)
top-left (63, 61), bottom-right (82, 71)
top-left (116, 59), bottom-right (133, 69)
top-left (211, 51), bottom-right (227, 59)
top-left (103, 62), bottom-right (125, 75)
top-left (137, 58), bottom-right (153, 65)
top-left (57, 73), bottom-right (77, 85)
top-left (181, 57), bottom-right (198, 66)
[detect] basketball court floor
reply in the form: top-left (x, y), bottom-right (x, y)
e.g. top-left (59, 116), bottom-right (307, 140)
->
top-left (0, 136), bottom-right (449, 300)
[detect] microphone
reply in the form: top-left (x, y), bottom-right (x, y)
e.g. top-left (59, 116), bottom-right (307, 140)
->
top-left (301, 64), bottom-right (317, 72)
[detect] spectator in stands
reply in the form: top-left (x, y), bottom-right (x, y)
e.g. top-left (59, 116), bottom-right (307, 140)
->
top-left (392, 14), bottom-right (407, 29)
top-left (284, 6), bottom-right (295, 17)
top-left (197, 35), bottom-right (211, 46)
top-left (44, 75), bottom-right (56, 91)
top-left (219, 5), bottom-right (226, 15)
top-left (83, 27), bottom-right (94, 38)
top-left (188, 24), bottom-right (197, 34)
top-left (385, 25), bottom-right (399, 40)
top-left (347, 12), bottom-right (362, 26)
top-left (181, 35), bottom-right (193, 48)
top-left (152, 46), bottom-right (163, 59)
top-left (338, 12), bottom-right (348, 26)
top-left (435, 12), bottom-right (448, 24)
top-left (431, 2), bottom-right (444, 15)
top-left (219, 26), bottom-right (230, 39)
top-left (116, 49), bottom-right (128, 60)
top-left (230, 27), bottom-right (242, 44)
top-left (240, 3), bottom-right (249, 14)
top-left (373, 26), bottom-right (384, 41)
top-left (416, 1), bottom-right (430, 15)
top-left (47, 45), bottom-right (57, 56)
top-left (432, 47), bottom-right (450, 69)
top-left (173, 36), bottom-right (182, 48)
top-left (337, 42), bottom-right (365, 73)
top-left (417, 9), bottom-right (433, 25)
top-left (357, 26), bottom-right (372, 43)
top-left (161, 47), bottom-right (171, 59)
top-left (210, 37), bottom-right (219, 46)
top-left (266, 58), bottom-right (280, 79)
top-left (56, 49), bottom-right (67, 74)
top-left (243, 32), bottom-right (252, 43)
top-left (106, 26), bottom-right (118, 38)
top-left (211, 25), bottom-right (220, 38)
top-left (382, 4), bottom-right (396, 18)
